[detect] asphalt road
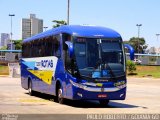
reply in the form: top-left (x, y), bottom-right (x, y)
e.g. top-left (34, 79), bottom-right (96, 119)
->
top-left (0, 76), bottom-right (160, 114)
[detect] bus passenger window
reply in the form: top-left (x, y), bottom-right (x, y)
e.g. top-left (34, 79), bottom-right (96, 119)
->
top-left (54, 37), bottom-right (60, 57)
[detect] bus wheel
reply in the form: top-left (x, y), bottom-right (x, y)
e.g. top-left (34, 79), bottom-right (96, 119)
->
top-left (99, 100), bottom-right (109, 106)
top-left (58, 88), bottom-right (64, 104)
top-left (28, 80), bottom-right (34, 96)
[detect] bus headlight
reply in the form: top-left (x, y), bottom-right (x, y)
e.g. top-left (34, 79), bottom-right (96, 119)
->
top-left (70, 79), bottom-right (86, 89)
top-left (114, 81), bottom-right (126, 88)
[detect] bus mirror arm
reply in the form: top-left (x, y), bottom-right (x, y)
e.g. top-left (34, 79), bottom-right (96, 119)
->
top-left (65, 41), bottom-right (74, 58)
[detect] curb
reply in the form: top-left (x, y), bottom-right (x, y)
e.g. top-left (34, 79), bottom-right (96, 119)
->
top-left (0, 75), bottom-right (9, 77)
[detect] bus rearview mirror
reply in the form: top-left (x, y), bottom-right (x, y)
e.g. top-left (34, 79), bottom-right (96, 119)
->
top-left (65, 41), bottom-right (74, 58)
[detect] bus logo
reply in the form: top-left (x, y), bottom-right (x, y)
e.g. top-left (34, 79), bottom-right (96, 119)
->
top-left (101, 87), bottom-right (104, 92)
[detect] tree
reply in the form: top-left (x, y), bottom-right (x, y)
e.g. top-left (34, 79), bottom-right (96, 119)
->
top-left (0, 46), bottom-right (7, 50)
top-left (126, 60), bottom-right (136, 74)
top-left (13, 40), bottom-right (22, 50)
top-left (0, 40), bottom-right (22, 50)
top-left (124, 37), bottom-right (148, 53)
top-left (52, 20), bottom-right (67, 28)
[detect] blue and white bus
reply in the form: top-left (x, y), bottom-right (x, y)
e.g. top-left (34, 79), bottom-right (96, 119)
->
top-left (21, 25), bottom-right (126, 105)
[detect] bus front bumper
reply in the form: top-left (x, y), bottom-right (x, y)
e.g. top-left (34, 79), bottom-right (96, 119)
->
top-left (70, 80), bottom-right (126, 100)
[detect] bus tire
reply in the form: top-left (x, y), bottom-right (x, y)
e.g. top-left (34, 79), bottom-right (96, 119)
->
top-left (99, 100), bottom-right (109, 106)
top-left (28, 80), bottom-right (34, 96)
top-left (58, 88), bottom-right (64, 104)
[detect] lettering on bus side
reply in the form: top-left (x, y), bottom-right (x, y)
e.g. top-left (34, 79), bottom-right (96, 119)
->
top-left (41, 60), bottom-right (53, 68)
top-left (36, 62), bottom-right (41, 67)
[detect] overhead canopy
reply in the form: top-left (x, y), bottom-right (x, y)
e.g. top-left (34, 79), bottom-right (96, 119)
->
top-left (0, 50), bottom-right (22, 53)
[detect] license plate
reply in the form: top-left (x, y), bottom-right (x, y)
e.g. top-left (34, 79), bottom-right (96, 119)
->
top-left (98, 94), bottom-right (107, 98)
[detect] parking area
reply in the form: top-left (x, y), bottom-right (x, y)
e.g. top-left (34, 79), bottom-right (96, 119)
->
top-left (0, 76), bottom-right (160, 114)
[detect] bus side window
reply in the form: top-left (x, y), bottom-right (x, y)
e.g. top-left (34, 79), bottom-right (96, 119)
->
top-left (22, 44), bottom-right (25, 57)
top-left (51, 39), bottom-right (55, 56)
top-left (38, 40), bottom-right (41, 57)
top-left (35, 41), bottom-right (39, 57)
top-left (48, 37), bottom-right (53, 56)
top-left (45, 37), bottom-right (50, 56)
top-left (26, 42), bottom-right (31, 58)
top-left (54, 36), bottom-right (61, 57)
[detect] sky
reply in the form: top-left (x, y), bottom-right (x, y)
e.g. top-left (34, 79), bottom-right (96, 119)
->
top-left (0, 0), bottom-right (160, 48)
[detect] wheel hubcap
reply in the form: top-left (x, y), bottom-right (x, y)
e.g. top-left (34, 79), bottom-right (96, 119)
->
top-left (29, 82), bottom-right (31, 94)
top-left (58, 89), bottom-right (63, 103)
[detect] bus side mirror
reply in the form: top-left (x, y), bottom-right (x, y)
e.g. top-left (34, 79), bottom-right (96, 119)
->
top-left (65, 41), bottom-right (74, 58)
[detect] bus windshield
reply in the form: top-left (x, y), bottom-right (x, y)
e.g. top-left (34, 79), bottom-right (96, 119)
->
top-left (74, 38), bottom-right (125, 79)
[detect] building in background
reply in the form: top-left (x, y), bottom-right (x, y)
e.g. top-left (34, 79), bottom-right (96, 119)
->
top-left (155, 47), bottom-right (160, 55)
top-left (0, 33), bottom-right (10, 48)
top-left (148, 47), bottom-right (156, 54)
top-left (21, 18), bottom-right (31, 40)
top-left (21, 14), bottom-right (43, 40)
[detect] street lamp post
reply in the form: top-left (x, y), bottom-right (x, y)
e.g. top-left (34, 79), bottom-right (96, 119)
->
top-left (156, 33), bottom-right (160, 41)
top-left (43, 27), bottom-right (48, 31)
top-left (67, 0), bottom-right (70, 25)
top-left (136, 24), bottom-right (142, 54)
top-left (9, 14), bottom-right (15, 50)
top-left (156, 34), bottom-right (160, 55)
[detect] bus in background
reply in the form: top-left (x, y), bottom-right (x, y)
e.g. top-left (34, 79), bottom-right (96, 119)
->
top-left (21, 25), bottom-right (126, 105)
